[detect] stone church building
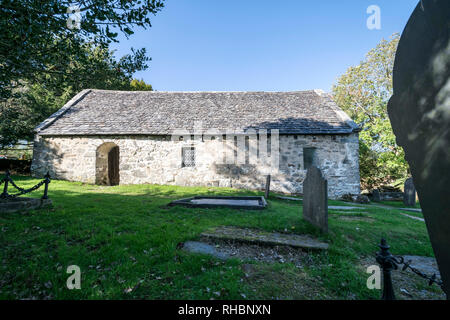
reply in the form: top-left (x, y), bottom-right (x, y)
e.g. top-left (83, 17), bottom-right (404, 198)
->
top-left (31, 89), bottom-right (361, 198)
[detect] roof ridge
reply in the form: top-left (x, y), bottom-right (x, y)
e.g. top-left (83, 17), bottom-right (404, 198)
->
top-left (87, 89), bottom-right (320, 94)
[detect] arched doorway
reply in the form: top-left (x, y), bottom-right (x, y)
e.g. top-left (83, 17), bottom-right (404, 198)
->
top-left (96, 142), bottom-right (120, 186)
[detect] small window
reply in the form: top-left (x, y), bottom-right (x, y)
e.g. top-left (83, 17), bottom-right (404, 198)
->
top-left (303, 147), bottom-right (317, 170)
top-left (182, 146), bottom-right (195, 167)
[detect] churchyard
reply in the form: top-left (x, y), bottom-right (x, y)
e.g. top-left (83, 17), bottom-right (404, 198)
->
top-left (0, 174), bottom-right (444, 300)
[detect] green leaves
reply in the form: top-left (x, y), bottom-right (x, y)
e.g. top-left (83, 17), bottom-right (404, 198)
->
top-left (130, 79), bottom-right (153, 91)
top-left (332, 34), bottom-right (409, 190)
top-left (1, 0), bottom-right (164, 95)
top-left (0, 43), bottom-right (152, 147)
top-left (0, 0), bottom-right (163, 146)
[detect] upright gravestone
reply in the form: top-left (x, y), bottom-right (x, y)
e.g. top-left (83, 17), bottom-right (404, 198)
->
top-left (303, 166), bottom-right (328, 233)
top-left (403, 178), bottom-right (416, 207)
top-left (265, 175), bottom-right (271, 199)
top-left (372, 189), bottom-right (381, 202)
top-left (387, 0), bottom-right (450, 297)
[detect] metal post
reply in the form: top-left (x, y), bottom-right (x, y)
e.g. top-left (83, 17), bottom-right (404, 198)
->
top-left (42, 172), bottom-right (50, 200)
top-left (1, 170), bottom-right (10, 199)
top-left (376, 238), bottom-right (398, 300)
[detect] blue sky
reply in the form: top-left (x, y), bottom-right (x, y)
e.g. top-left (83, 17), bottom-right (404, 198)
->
top-left (111, 0), bottom-right (419, 92)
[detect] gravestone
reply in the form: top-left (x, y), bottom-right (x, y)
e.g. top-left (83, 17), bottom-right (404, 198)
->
top-left (264, 175), bottom-right (271, 199)
top-left (303, 166), bottom-right (328, 233)
top-left (387, 0), bottom-right (450, 297)
top-left (403, 178), bottom-right (416, 207)
top-left (372, 189), bottom-right (381, 202)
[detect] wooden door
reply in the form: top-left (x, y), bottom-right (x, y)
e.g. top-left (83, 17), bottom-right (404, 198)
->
top-left (108, 146), bottom-right (120, 186)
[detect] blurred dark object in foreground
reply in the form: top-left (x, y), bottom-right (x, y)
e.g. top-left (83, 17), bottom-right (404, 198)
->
top-left (387, 0), bottom-right (450, 298)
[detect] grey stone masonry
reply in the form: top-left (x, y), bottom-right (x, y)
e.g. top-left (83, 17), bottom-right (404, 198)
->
top-left (303, 166), bottom-right (328, 233)
top-left (31, 133), bottom-right (360, 199)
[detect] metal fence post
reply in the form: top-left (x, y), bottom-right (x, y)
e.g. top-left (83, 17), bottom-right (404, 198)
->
top-left (376, 238), bottom-right (398, 300)
top-left (42, 172), bottom-right (50, 200)
top-left (1, 170), bottom-right (10, 199)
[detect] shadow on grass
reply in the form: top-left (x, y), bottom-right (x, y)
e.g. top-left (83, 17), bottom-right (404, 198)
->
top-left (0, 176), bottom-right (435, 300)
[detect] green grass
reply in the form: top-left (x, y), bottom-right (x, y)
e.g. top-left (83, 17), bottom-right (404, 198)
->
top-left (380, 200), bottom-right (421, 209)
top-left (0, 176), bottom-right (434, 300)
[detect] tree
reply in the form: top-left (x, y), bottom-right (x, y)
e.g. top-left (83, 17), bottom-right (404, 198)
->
top-left (0, 1), bottom-right (161, 147)
top-left (0, 0), bottom-right (164, 99)
top-left (130, 79), bottom-right (153, 91)
top-left (0, 43), bottom-right (153, 147)
top-left (332, 34), bottom-right (409, 190)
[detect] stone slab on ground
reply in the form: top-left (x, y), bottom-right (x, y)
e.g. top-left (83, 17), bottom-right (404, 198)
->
top-left (402, 255), bottom-right (441, 278)
top-left (328, 206), bottom-right (362, 210)
top-left (0, 198), bottom-right (52, 213)
top-left (400, 213), bottom-right (424, 222)
top-left (201, 226), bottom-right (328, 251)
top-left (335, 215), bottom-right (375, 222)
top-left (182, 239), bottom-right (309, 266)
top-left (400, 208), bottom-right (422, 213)
top-left (333, 211), bottom-right (369, 214)
top-left (191, 199), bottom-right (260, 206)
top-left (169, 196), bottom-right (267, 210)
top-left (275, 196), bottom-right (302, 201)
top-left (181, 241), bottom-right (229, 260)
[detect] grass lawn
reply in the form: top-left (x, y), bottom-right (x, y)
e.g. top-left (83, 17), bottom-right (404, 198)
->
top-left (0, 176), bottom-right (438, 300)
top-left (380, 200), bottom-right (421, 209)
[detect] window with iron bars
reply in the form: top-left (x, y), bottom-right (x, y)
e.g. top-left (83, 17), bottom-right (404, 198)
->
top-left (182, 146), bottom-right (195, 167)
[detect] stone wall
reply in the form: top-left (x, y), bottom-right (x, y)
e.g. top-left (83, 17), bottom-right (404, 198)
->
top-left (31, 133), bottom-right (360, 198)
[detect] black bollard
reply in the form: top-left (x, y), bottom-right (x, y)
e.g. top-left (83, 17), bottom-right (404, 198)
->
top-left (376, 238), bottom-right (398, 300)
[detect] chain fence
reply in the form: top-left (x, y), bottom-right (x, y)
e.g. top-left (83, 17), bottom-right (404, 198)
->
top-left (1, 170), bottom-right (50, 199)
top-left (395, 255), bottom-right (443, 288)
top-left (376, 238), bottom-right (444, 300)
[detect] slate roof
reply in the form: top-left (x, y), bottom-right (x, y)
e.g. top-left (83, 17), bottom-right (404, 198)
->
top-left (35, 89), bottom-right (360, 136)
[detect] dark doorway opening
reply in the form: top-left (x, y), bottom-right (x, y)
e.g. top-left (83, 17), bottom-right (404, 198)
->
top-left (108, 146), bottom-right (120, 186)
top-left (96, 143), bottom-right (120, 186)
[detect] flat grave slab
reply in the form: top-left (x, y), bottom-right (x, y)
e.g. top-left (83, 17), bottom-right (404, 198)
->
top-left (191, 199), bottom-right (260, 206)
top-left (400, 213), bottom-right (424, 222)
top-left (169, 196), bottom-right (267, 210)
top-left (333, 211), bottom-right (369, 214)
top-left (0, 197), bottom-right (52, 213)
top-left (181, 241), bottom-right (229, 260)
top-left (181, 239), bottom-right (309, 265)
top-left (334, 215), bottom-right (375, 222)
top-left (328, 206), bottom-right (362, 210)
top-left (400, 208), bottom-right (422, 213)
top-left (200, 226), bottom-right (328, 251)
top-left (275, 196), bottom-right (302, 201)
